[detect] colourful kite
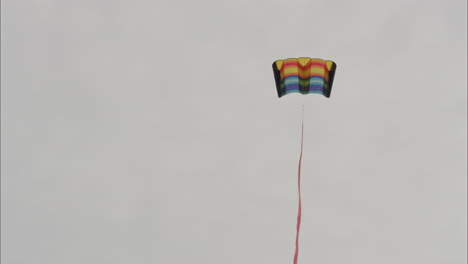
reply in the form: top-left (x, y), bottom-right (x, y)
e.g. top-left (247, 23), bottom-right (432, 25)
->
top-left (272, 57), bottom-right (337, 264)
top-left (272, 57), bottom-right (337, 98)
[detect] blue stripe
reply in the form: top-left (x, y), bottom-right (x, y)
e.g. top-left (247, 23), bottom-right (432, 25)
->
top-left (284, 76), bottom-right (325, 82)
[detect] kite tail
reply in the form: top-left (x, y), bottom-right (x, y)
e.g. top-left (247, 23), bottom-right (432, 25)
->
top-left (293, 106), bottom-right (304, 264)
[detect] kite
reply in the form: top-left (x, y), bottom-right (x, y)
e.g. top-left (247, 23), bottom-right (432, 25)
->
top-left (272, 57), bottom-right (337, 264)
top-left (272, 57), bottom-right (337, 98)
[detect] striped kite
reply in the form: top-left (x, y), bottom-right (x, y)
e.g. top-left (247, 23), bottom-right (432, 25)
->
top-left (272, 57), bottom-right (337, 98)
top-left (272, 57), bottom-right (337, 264)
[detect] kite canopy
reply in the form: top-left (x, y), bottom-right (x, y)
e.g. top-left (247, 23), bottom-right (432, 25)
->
top-left (272, 57), bottom-right (337, 98)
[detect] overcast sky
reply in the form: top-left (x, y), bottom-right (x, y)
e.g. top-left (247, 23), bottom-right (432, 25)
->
top-left (1, 0), bottom-right (467, 263)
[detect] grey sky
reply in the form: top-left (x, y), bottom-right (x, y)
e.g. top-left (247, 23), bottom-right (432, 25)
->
top-left (1, 0), bottom-right (467, 263)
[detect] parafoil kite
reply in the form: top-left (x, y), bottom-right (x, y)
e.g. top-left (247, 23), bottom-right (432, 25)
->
top-left (272, 57), bottom-right (337, 264)
top-left (272, 57), bottom-right (337, 98)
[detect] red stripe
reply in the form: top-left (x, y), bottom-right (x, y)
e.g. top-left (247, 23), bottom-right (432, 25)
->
top-left (281, 73), bottom-right (326, 78)
top-left (293, 108), bottom-right (304, 264)
top-left (283, 61), bottom-right (326, 68)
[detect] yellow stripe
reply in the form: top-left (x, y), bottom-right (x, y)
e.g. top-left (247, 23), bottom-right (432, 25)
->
top-left (283, 67), bottom-right (300, 75)
top-left (310, 67), bottom-right (326, 75)
top-left (325, 60), bottom-right (334, 71)
top-left (275, 60), bottom-right (284, 70)
top-left (275, 58), bottom-right (335, 74)
top-left (297, 57), bottom-right (311, 66)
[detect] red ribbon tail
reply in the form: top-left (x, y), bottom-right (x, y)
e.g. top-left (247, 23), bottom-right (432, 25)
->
top-left (293, 109), bottom-right (304, 264)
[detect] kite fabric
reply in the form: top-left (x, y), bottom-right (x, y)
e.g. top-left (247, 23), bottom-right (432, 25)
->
top-left (272, 57), bottom-right (337, 98)
top-left (272, 57), bottom-right (337, 264)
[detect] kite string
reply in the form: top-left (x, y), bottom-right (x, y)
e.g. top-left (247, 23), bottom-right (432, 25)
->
top-left (293, 105), bottom-right (304, 264)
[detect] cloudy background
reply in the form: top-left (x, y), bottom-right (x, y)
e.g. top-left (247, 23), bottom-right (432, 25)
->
top-left (2, 0), bottom-right (467, 263)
